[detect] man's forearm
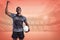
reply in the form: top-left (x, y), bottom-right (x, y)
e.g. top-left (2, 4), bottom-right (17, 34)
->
top-left (25, 22), bottom-right (30, 32)
top-left (25, 22), bottom-right (29, 27)
top-left (5, 1), bottom-right (9, 14)
top-left (26, 23), bottom-right (30, 30)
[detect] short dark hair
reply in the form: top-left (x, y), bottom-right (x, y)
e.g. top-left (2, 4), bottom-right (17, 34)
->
top-left (16, 7), bottom-right (21, 9)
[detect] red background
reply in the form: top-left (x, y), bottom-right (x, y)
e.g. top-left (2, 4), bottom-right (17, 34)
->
top-left (0, 0), bottom-right (60, 40)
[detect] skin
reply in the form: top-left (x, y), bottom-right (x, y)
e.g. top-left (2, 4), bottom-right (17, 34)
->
top-left (5, 1), bottom-right (30, 40)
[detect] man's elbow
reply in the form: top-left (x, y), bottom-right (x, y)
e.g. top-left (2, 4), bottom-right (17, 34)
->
top-left (5, 10), bottom-right (8, 14)
top-left (5, 9), bottom-right (8, 14)
top-left (5, 12), bottom-right (7, 14)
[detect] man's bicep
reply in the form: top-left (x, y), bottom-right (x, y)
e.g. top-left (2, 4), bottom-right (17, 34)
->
top-left (6, 12), bottom-right (12, 17)
top-left (24, 17), bottom-right (27, 23)
top-left (24, 18), bottom-right (29, 26)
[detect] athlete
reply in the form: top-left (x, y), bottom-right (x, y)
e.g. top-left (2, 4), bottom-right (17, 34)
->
top-left (5, 1), bottom-right (30, 40)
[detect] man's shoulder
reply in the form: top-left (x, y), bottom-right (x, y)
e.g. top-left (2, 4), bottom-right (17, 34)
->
top-left (21, 15), bottom-right (27, 20)
top-left (10, 13), bottom-right (16, 18)
top-left (11, 13), bottom-right (16, 15)
top-left (21, 15), bottom-right (26, 18)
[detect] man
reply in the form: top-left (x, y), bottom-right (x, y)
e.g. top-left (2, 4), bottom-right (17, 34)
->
top-left (5, 1), bottom-right (30, 40)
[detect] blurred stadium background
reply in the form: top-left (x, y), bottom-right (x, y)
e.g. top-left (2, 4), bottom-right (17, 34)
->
top-left (0, 0), bottom-right (60, 40)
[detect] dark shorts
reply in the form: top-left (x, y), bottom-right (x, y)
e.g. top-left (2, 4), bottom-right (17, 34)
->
top-left (12, 31), bottom-right (24, 39)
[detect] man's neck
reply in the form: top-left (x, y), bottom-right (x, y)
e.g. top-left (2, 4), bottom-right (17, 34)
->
top-left (16, 14), bottom-right (22, 16)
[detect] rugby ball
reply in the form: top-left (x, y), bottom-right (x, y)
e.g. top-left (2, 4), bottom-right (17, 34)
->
top-left (23, 26), bottom-right (29, 32)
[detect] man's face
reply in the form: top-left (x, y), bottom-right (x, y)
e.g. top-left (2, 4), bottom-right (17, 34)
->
top-left (16, 7), bottom-right (21, 14)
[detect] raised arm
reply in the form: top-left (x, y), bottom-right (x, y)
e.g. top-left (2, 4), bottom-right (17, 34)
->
top-left (5, 1), bottom-right (11, 17)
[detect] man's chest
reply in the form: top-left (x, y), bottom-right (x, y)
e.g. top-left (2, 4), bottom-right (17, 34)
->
top-left (13, 16), bottom-right (24, 22)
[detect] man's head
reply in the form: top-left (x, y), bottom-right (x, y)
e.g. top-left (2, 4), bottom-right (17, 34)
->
top-left (16, 7), bottom-right (21, 14)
